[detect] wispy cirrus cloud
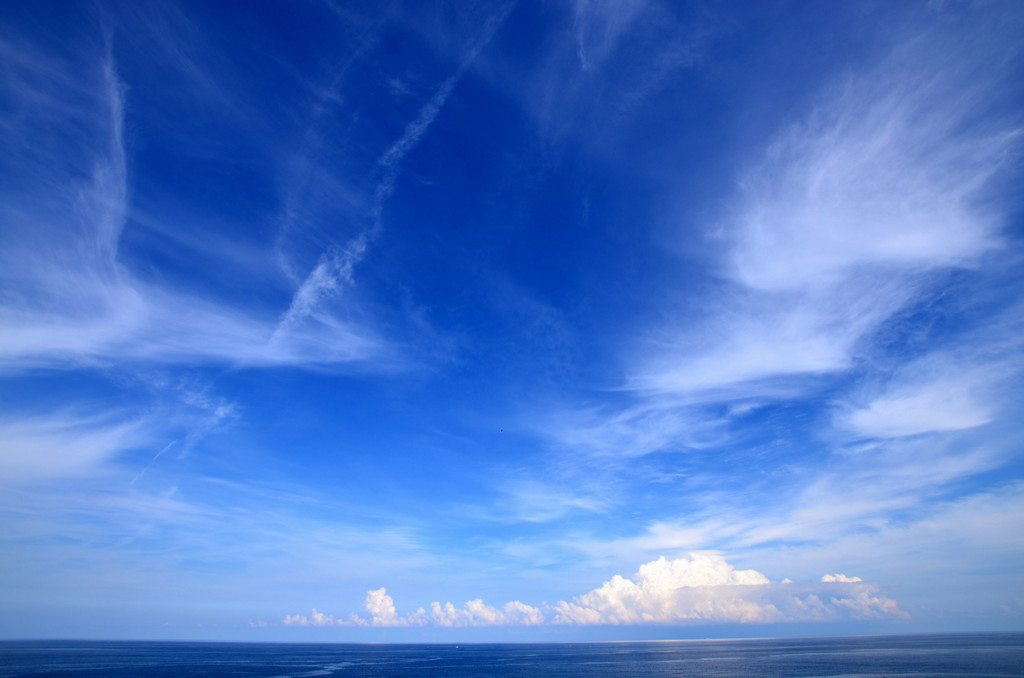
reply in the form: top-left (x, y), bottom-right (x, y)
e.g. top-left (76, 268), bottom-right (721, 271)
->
top-left (0, 411), bottom-right (150, 485)
top-left (0, 2), bottom-right (518, 375)
top-left (572, 0), bottom-right (648, 73)
top-left (519, 0), bottom-right (712, 147)
top-left (835, 327), bottom-right (1023, 439)
top-left (0, 375), bottom-right (237, 489)
top-left (838, 367), bottom-right (996, 439)
top-left (543, 426), bottom-right (1011, 590)
top-left (514, 8), bottom-right (1023, 564)
top-left (491, 479), bottom-right (613, 523)
top-left (627, 8), bottom-right (1020, 401)
top-left (274, 1), bottom-right (516, 361)
top-left (0, 30), bottom-right (381, 372)
top-left (3, 0), bottom-right (1020, 640)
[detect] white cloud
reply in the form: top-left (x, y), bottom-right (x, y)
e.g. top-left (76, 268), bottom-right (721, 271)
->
top-left (282, 608), bottom-right (335, 627)
top-left (0, 412), bottom-right (150, 484)
top-left (552, 555), bottom-right (904, 625)
top-left (0, 36), bottom-right (386, 373)
top-left (573, 0), bottom-right (648, 72)
top-left (271, 240), bottom-right (365, 336)
top-left (494, 480), bottom-right (611, 523)
top-left (836, 349), bottom-right (1017, 439)
top-left (430, 599), bottom-right (544, 627)
top-left (503, 600), bottom-right (546, 625)
top-left (539, 402), bottom-right (709, 458)
top-left (268, 44), bottom-right (472, 362)
top-left (726, 11), bottom-right (1019, 297)
top-left (629, 12), bottom-right (1018, 401)
top-left (821, 573), bottom-right (862, 583)
top-left (532, 16), bottom-right (1024, 584)
top-left (294, 554), bottom-right (903, 629)
top-left (0, 376), bottom-right (246, 487)
top-left (287, 589), bottom-right (544, 629)
top-left (550, 415), bottom-right (1008, 574)
top-left (841, 385), bottom-right (993, 439)
top-left (551, 553), bottom-right (774, 624)
top-left (364, 587), bottom-right (421, 627)
top-left (630, 290), bottom-right (884, 395)
top-left (729, 98), bottom-right (1000, 294)
top-left (364, 587), bottom-right (398, 624)
top-left (742, 482), bottom-right (1024, 595)
top-left (519, 0), bottom-right (709, 146)
top-left (372, 1), bottom-right (513, 224)
top-left (788, 586), bottom-right (905, 621)
top-left (270, 3), bottom-right (513, 356)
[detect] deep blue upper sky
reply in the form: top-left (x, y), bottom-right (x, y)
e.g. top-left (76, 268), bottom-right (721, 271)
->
top-left (1, 0), bottom-right (1022, 640)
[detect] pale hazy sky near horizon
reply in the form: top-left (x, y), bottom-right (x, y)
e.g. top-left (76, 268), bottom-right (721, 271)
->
top-left (1, 0), bottom-right (1022, 641)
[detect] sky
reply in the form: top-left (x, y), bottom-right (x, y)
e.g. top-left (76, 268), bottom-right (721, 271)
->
top-left (0, 0), bottom-right (1022, 642)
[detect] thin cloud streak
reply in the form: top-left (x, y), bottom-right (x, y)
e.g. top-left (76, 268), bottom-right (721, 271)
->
top-left (0, 32), bottom-right (380, 371)
top-left (555, 428), bottom-right (1009, 574)
top-left (273, 1), bottom-right (516, 365)
top-left (0, 4), bottom-right (521, 373)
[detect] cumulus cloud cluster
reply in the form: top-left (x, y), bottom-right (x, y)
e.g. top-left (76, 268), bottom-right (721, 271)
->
top-left (283, 554), bottom-right (904, 628)
top-left (284, 587), bottom-right (544, 628)
top-left (551, 554), bottom-right (771, 624)
top-left (551, 555), bottom-right (901, 625)
top-left (429, 599), bottom-right (546, 627)
top-left (283, 608), bottom-right (336, 627)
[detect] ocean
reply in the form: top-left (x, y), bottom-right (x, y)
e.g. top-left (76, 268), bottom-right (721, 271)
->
top-left (1, 634), bottom-right (1021, 677)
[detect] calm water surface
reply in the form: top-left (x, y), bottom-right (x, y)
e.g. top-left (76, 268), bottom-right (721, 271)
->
top-left (1, 634), bottom-right (1022, 677)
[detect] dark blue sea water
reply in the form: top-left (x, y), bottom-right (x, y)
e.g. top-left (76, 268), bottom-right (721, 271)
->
top-left (1, 634), bottom-right (1021, 677)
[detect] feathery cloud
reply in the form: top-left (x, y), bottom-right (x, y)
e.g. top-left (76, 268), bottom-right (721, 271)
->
top-left (0, 412), bottom-right (149, 484)
top-left (631, 13), bottom-right (1018, 400)
top-left (271, 2), bottom-right (515, 369)
top-left (0, 34), bottom-right (384, 372)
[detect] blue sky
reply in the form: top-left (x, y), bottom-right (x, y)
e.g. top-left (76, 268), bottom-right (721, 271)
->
top-left (1, 0), bottom-right (1022, 641)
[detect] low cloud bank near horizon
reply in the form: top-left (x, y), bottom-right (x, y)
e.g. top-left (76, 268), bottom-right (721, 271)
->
top-left (281, 553), bottom-right (904, 628)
